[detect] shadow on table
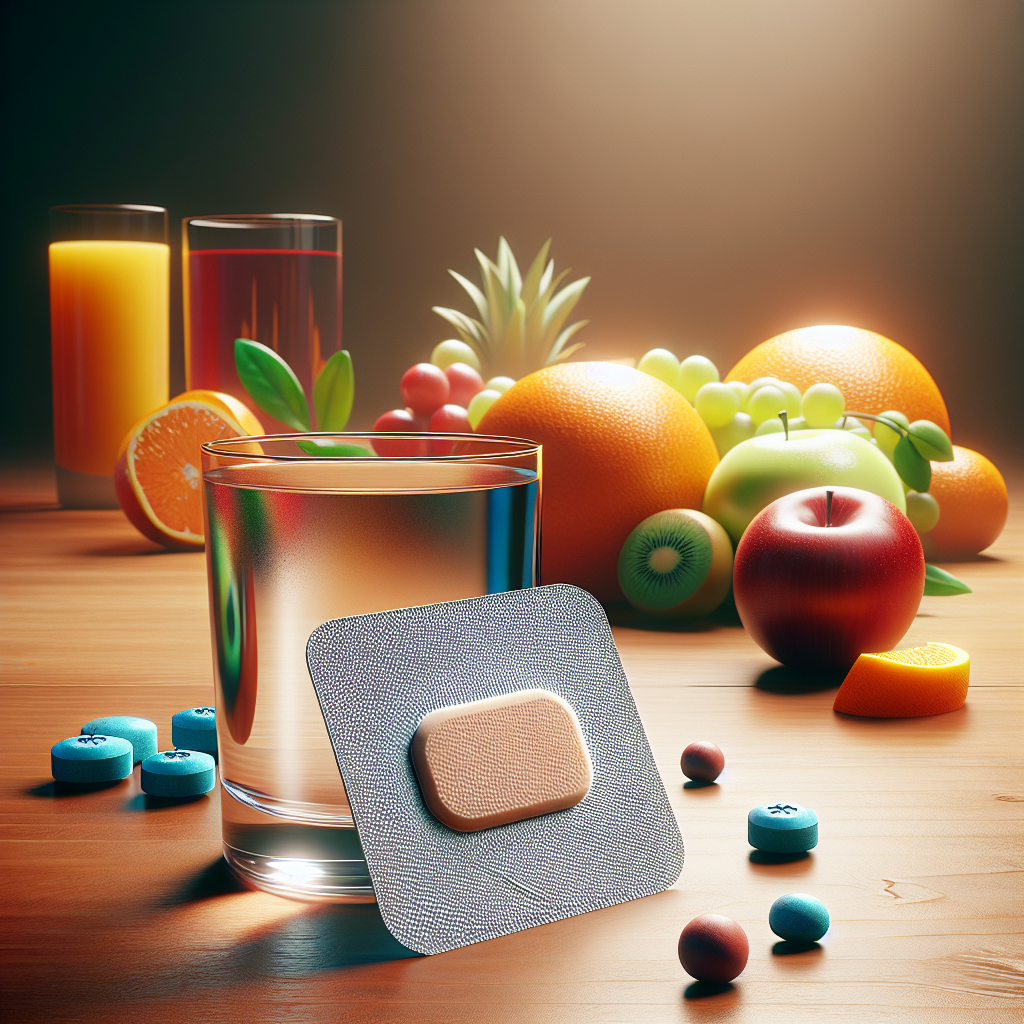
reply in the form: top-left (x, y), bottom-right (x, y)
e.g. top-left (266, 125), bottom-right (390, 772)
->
top-left (86, 538), bottom-right (186, 558)
top-left (157, 857), bottom-right (249, 905)
top-left (748, 851), bottom-right (814, 876)
top-left (25, 779), bottom-right (125, 797)
top-left (755, 665), bottom-right (845, 694)
top-left (603, 598), bottom-right (743, 632)
top-left (683, 979), bottom-right (737, 1000)
top-left (124, 791), bottom-right (213, 811)
top-left (772, 939), bottom-right (824, 957)
top-left (682, 779), bottom-right (719, 791)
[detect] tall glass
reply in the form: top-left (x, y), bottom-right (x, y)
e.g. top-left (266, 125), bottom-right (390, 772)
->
top-left (201, 434), bottom-right (541, 901)
top-left (49, 205), bottom-right (169, 508)
top-left (184, 214), bottom-right (341, 432)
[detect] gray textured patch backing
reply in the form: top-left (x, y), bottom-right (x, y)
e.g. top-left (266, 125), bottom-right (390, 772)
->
top-left (306, 584), bottom-right (684, 955)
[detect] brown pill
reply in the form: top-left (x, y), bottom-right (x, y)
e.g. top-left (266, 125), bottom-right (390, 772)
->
top-left (410, 689), bottom-right (592, 832)
top-left (681, 741), bottom-right (725, 783)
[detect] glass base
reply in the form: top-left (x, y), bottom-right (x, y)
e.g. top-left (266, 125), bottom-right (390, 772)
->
top-left (56, 465), bottom-right (119, 509)
top-left (220, 779), bottom-right (375, 903)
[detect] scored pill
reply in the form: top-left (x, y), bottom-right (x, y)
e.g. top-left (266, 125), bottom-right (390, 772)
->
top-left (141, 750), bottom-right (216, 798)
top-left (410, 688), bottom-right (592, 832)
top-left (51, 735), bottom-right (133, 784)
top-left (82, 715), bottom-right (157, 764)
top-left (171, 706), bottom-right (218, 758)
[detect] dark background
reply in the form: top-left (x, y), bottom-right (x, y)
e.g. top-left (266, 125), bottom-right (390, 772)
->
top-left (2, 0), bottom-right (1022, 462)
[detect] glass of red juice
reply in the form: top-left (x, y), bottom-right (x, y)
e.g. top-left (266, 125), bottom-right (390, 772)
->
top-left (184, 214), bottom-right (341, 432)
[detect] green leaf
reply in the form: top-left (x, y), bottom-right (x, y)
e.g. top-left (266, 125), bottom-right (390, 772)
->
top-left (296, 439), bottom-right (374, 457)
top-left (448, 270), bottom-right (489, 322)
top-left (520, 239), bottom-right (552, 308)
top-left (234, 338), bottom-right (310, 431)
top-left (496, 237), bottom-right (522, 300)
top-left (312, 349), bottom-right (354, 431)
top-left (546, 319), bottom-right (589, 364)
top-left (924, 563), bottom-right (972, 596)
top-left (893, 434), bottom-right (931, 492)
top-left (432, 306), bottom-right (485, 345)
top-left (908, 420), bottom-right (954, 462)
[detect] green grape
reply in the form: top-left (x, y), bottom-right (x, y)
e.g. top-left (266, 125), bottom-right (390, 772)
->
top-left (801, 383), bottom-right (845, 428)
top-left (678, 355), bottom-right (719, 402)
top-left (484, 376), bottom-right (516, 394)
top-left (777, 381), bottom-right (803, 417)
top-left (786, 416), bottom-right (807, 432)
top-left (637, 348), bottom-right (682, 391)
top-left (845, 424), bottom-right (873, 441)
top-left (755, 417), bottom-right (785, 435)
top-left (874, 410), bottom-right (909, 456)
top-left (726, 380), bottom-right (748, 410)
top-left (742, 376), bottom-right (783, 408)
top-left (905, 490), bottom-right (941, 535)
top-left (431, 339), bottom-right (481, 373)
top-left (708, 412), bottom-right (754, 456)
top-left (694, 382), bottom-right (740, 428)
top-left (747, 385), bottom-right (787, 426)
top-left (467, 389), bottom-right (502, 429)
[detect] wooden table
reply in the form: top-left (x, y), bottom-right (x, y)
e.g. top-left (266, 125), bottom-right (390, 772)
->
top-left (2, 461), bottom-right (1021, 1022)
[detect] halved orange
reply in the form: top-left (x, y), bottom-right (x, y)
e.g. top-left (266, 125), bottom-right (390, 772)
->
top-left (833, 642), bottom-right (970, 718)
top-left (115, 395), bottom-right (262, 550)
top-left (174, 389), bottom-right (265, 437)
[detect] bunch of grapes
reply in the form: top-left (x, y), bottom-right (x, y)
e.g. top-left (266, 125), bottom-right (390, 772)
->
top-left (635, 347), bottom-right (945, 538)
top-left (373, 340), bottom-right (517, 434)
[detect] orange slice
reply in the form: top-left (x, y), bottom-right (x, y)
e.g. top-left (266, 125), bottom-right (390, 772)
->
top-left (833, 642), bottom-right (969, 718)
top-left (174, 389), bottom-right (266, 437)
top-left (115, 398), bottom-right (258, 550)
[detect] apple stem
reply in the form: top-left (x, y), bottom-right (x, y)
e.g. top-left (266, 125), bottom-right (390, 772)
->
top-left (825, 489), bottom-right (834, 527)
top-left (779, 410), bottom-right (789, 440)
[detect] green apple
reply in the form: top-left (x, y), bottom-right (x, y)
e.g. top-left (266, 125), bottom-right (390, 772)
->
top-left (702, 429), bottom-right (907, 545)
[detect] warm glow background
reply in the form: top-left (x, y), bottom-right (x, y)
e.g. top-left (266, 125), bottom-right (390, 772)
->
top-left (1, 0), bottom-right (1021, 461)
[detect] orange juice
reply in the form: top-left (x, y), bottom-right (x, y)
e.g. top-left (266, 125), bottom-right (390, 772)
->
top-left (49, 240), bottom-right (169, 487)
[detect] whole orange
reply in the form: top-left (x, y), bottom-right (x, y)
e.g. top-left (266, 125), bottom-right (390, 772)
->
top-left (726, 325), bottom-right (951, 435)
top-left (921, 446), bottom-right (1008, 561)
top-left (479, 362), bottom-right (719, 601)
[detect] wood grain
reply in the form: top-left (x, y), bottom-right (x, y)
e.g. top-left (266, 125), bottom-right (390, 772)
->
top-left (1, 462), bottom-right (1021, 1022)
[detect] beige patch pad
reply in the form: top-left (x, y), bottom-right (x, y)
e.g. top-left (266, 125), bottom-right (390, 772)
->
top-left (410, 689), bottom-right (592, 832)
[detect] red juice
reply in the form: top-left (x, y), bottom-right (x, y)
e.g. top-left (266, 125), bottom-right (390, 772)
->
top-left (185, 248), bottom-right (341, 432)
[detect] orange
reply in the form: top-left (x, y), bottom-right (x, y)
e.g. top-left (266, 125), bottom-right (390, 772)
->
top-left (921, 445), bottom-right (1008, 561)
top-left (833, 642), bottom-right (969, 717)
top-left (115, 395), bottom-right (261, 550)
top-left (479, 362), bottom-right (719, 601)
top-left (725, 325), bottom-right (951, 435)
top-left (174, 389), bottom-right (265, 436)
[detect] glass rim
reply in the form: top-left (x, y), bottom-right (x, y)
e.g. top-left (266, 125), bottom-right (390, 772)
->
top-left (50, 203), bottom-right (167, 215)
top-left (185, 213), bottom-right (339, 229)
top-left (201, 432), bottom-right (540, 463)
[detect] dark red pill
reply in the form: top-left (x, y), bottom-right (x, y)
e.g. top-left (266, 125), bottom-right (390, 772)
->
top-left (678, 913), bottom-right (749, 983)
top-left (681, 741), bottom-right (725, 783)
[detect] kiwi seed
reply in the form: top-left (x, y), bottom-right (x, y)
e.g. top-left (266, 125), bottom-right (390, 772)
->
top-left (618, 510), bottom-right (713, 611)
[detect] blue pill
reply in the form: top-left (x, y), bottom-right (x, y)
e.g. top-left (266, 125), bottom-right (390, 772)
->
top-left (82, 716), bottom-right (157, 764)
top-left (769, 892), bottom-right (830, 942)
top-left (748, 802), bottom-right (819, 853)
top-left (141, 750), bottom-right (216, 798)
top-left (51, 735), bottom-right (133, 784)
top-left (171, 706), bottom-right (217, 758)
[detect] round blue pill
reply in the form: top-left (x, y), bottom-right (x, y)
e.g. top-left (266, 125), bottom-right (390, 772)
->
top-left (51, 735), bottom-right (133, 784)
top-left (769, 892), bottom-right (830, 942)
top-left (141, 750), bottom-right (216, 798)
top-left (171, 706), bottom-right (217, 758)
top-left (748, 802), bottom-right (819, 853)
top-left (82, 716), bottom-right (157, 764)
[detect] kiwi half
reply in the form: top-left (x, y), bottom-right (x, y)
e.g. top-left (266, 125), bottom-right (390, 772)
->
top-left (617, 509), bottom-right (734, 619)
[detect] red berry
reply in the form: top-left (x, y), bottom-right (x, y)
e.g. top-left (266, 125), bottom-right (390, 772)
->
top-left (429, 404), bottom-right (471, 432)
top-left (678, 914), bottom-right (748, 983)
top-left (444, 363), bottom-right (485, 408)
top-left (401, 363), bottom-right (449, 416)
top-left (373, 408), bottom-right (417, 431)
top-left (681, 742), bottom-right (725, 783)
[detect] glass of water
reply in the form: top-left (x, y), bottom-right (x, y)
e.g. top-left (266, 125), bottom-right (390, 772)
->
top-left (200, 433), bottom-right (541, 901)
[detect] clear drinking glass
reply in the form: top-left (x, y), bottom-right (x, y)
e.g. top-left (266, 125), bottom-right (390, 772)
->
top-left (200, 433), bottom-right (541, 901)
top-left (49, 204), bottom-right (169, 508)
top-left (183, 214), bottom-right (341, 433)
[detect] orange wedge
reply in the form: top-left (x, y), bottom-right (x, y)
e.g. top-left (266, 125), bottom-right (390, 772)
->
top-left (115, 395), bottom-right (262, 550)
top-left (174, 389), bottom-right (266, 437)
top-left (833, 642), bottom-right (970, 718)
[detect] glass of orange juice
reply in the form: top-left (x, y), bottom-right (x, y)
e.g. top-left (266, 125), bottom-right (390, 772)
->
top-left (49, 204), bottom-right (169, 508)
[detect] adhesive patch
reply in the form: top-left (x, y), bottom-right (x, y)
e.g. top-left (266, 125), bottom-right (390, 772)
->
top-left (306, 584), bottom-right (684, 956)
top-left (411, 689), bottom-right (592, 832)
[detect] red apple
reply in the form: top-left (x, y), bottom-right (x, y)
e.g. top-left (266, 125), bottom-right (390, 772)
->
top-left (733, 486), bottom-right (925, 669)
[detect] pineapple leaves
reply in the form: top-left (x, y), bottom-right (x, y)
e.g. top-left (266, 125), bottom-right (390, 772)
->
top-left (234, 337), bottom-right (310, 431)
top-left (312, 349), bottom-right (354, 431)
top-left (433, 238), bottom-right (590, 378)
